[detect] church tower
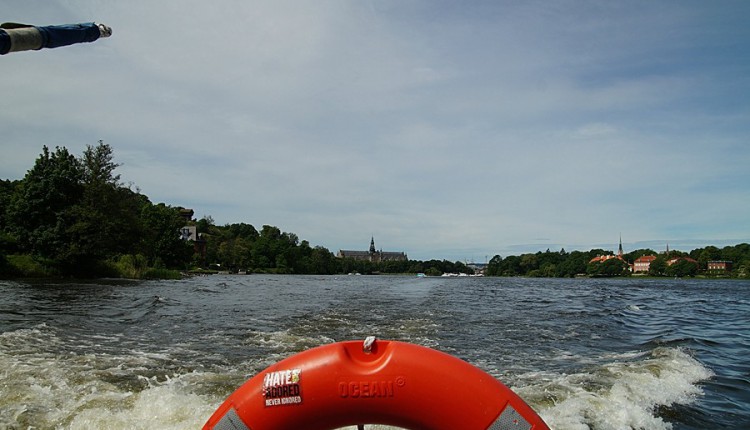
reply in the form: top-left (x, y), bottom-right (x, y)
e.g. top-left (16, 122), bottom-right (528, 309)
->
top-left (618, 234), bottom-right (623, 257)
top-left (369, 236), bottom-right (376, 254)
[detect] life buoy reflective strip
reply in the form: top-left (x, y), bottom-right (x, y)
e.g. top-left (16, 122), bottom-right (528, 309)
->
top-left (203, 339), bottom-right (550, 430)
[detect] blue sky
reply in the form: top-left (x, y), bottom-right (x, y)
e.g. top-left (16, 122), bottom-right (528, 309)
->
top-left (2, 0), bottom-right (749, 262)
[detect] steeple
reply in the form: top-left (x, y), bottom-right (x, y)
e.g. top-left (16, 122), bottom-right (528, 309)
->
top-left (618, 234), bottom-right (623, 257)
top-left (369, 236), bottom-right (376, 254)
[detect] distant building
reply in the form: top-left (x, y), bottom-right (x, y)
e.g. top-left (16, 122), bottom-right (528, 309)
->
top-left (179, 208), bottom-right (194, 222)
top-left (707, 260), bottom-right (732, 272)
top-left (590, 236), bottom-right (629, 268)
top-left (180, 225), bottom-right (197, 241)
top-left (467, 262), bottom-right (488, 276)
top-left (589, 254), bottom-right (623, 263)
top-left (179, 207), bottom-right (206, 259)
top-left (633, 255), bottom-right (657, 273)
top-left (667, 256), bottom-right (698, 266)
top-left (337, 237), bottom-right (407, 262)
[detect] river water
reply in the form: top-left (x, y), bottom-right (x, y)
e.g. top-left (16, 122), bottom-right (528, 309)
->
top-left (1, 275), bottom-right (748, 429)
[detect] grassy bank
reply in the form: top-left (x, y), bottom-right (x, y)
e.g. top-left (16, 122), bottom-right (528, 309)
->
top-left (0, 253), bottom-right (182, 280)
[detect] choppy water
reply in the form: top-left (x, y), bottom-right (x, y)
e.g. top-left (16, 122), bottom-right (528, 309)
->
top-left (1, 275), bottom-right (748, 429)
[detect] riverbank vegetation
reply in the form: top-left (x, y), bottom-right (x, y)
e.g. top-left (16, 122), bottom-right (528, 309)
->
top-left (485, 246), bottom-right (750, 278)
top-left (2, 143), bottom-right (748, 279)
top-left (0, 142), bottom-right (189, 278)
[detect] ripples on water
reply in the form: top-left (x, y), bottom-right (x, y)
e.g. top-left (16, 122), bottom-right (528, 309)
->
top-left (0, 276), bottom-right (748, 429)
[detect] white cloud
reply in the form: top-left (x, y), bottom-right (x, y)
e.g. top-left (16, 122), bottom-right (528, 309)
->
top-left (2, 0), bottom-right (749, 261)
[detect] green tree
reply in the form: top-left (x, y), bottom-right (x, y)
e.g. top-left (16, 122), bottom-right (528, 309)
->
top-left (648, 255), bottom-right (668, 276)
top-left (587, 258), bottom-right (629, 277)
top-left (625, 248), bottom-right (657, 263)
top-left (486, 255), bottom-right (502, 276)
top-left (500, 255), bottom-right (522, 276)
top-left (0, 180), bottom-right (19, 231)
top-left (694, 246), bottom-right (720, 272)
top-left (61, 142), bottom-right (143, 273)
top-left (555, 251), bottom-right (588, 277)
top-left (519, 254), bottom-right (539, 274)
top-left (665, 259), bottom-right (698, 277)
top-left (251, 226), bottom-right (279, 270)
top-left (7, 146), bottom-right (84, 262)
top-left (196, 215), bottom-right (215, 234)
top-left (537, 263), bottom-right (557, 277)
top-left (139, 202), bottom-right (193, 268)
top-left (738, 258), bottom-right (750, 278)
top-left (0, 180), bottom-right (21, 254)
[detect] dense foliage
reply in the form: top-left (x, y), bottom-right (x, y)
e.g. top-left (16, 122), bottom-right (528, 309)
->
top-left (1, 142), bottom-right (191, 277)
top-left (485, 245), bottom-right (750, 278)
top-left (2, 143), bottom-right (748, 279)
top-left (194, 218), bottom-right (473, 275)
top-left (0, 143), bottom-right (472, 278)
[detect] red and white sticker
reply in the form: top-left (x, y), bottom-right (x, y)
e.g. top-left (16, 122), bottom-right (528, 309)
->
top-left (262, 369), bottom-right (302, 407)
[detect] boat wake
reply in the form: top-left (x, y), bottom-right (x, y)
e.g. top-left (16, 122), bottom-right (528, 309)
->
top-left (514, 347), bottom-right (713, 430)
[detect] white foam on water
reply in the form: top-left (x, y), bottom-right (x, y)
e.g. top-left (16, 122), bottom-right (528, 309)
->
top-left (66, 373), bottom-right (216, 429)
top-left (0, 325), bottom-right (218, 429)
top-left (243, 328), bottom-right (335, 352)
top-left (2, 322), bottom-right (713, 430)
top-left (1, 324), bottom-right (401, 429)
top-left (516, 347), bottom-right (714, 430)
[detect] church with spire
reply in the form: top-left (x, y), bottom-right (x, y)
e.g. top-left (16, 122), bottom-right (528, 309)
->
top-left (589, 235), bottom-right (627, 264)
top-left (337, 237), bottom-right (408, 262)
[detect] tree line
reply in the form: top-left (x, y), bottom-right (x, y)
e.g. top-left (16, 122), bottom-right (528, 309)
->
top-left (196, 216), bottom-right (474, 276)
top-left (0, 142), bottom-right (474, 278)
top-left (485, 245), bottom-right (750, 278)
top-left (0, 142), bottom-right (193, 277)
top-left (2, 143), bottom-right (747, 279)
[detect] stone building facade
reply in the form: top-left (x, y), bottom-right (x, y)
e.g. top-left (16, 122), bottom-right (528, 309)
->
top-left (337, 237), bottom-right (407, 262)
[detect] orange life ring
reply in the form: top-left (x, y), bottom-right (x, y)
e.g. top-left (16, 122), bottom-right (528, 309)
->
top-left (203, 338), bottom-right (550, 430)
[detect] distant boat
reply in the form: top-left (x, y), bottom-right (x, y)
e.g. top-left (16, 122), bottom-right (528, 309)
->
top-left (416, 273), bottom-right (426, 278)
top-left (441, 272), bottom-right (483, 277)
